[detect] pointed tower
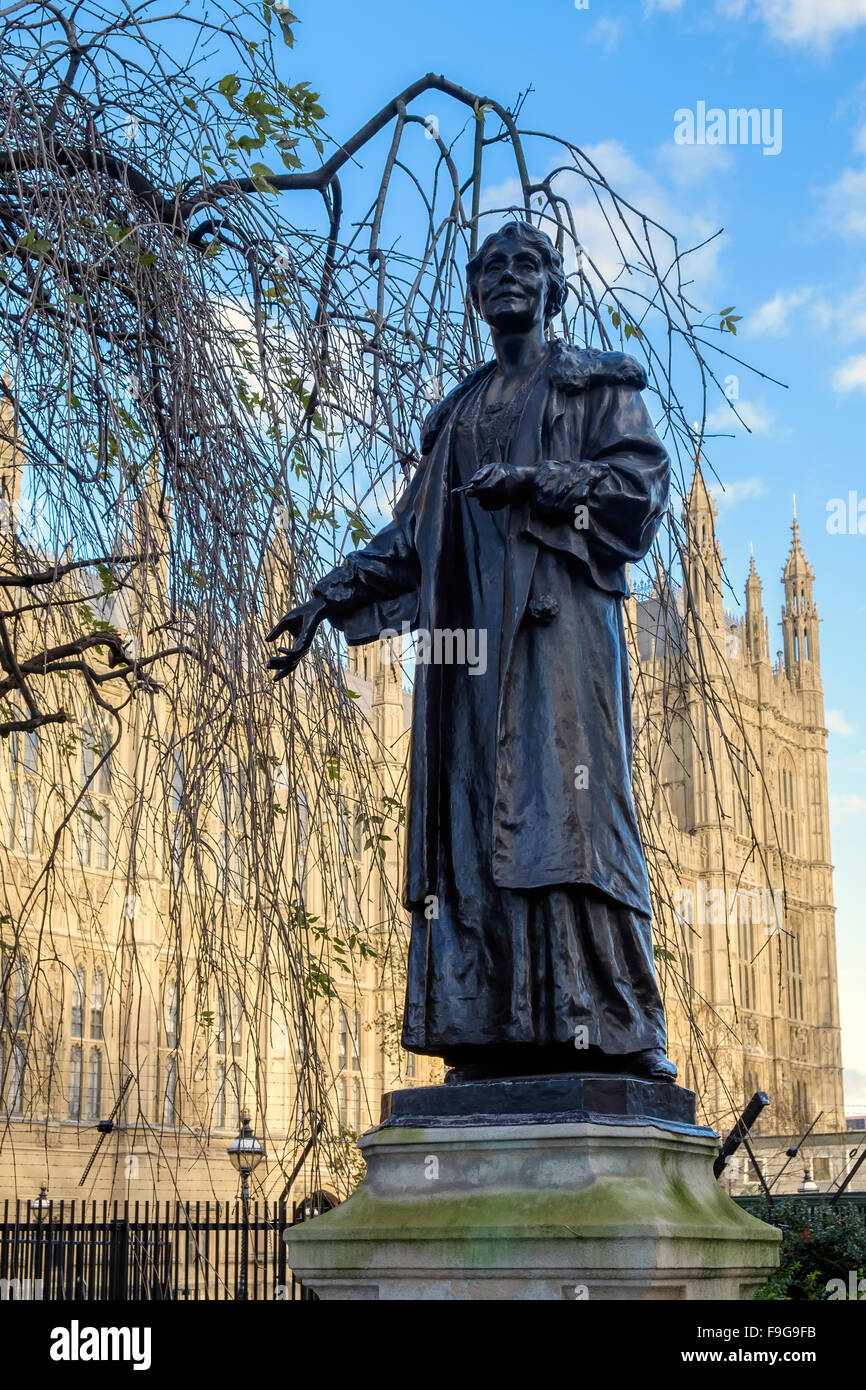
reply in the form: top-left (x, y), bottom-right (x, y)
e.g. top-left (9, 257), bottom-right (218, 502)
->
top-left (745, 551), bottom-right (770, 664)
top-left (125, 460), bottom-right (172, 640)
top-left (262, 499), bottom-right (294, 635)
top-left (682, 460), bottom-right (724, 631)
top-left (0, 387), bottom-right (23, 546)
top-left (781, 505), bottom-right (820, 692)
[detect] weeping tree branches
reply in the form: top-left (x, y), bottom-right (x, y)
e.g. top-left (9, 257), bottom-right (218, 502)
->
top-left (0, 0), bottom-right (789, 1195)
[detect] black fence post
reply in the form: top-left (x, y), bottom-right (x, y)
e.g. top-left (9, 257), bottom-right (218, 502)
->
top-left (107, 1217), bottom-right (128, 1300)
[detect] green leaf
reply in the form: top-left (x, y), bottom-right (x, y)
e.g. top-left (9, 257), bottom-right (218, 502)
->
top-left (96, 564), bottom-right (119, 596)
top-left (235, 132), bottom-right (266, 153)
top-left (15, 231), bottom-right (51, 256)
top-left (218, 73), bottom-right (241, 99)
top-left (138, 252), bottom-right (158, 267)
top-left (104, 222), bottom-right (131, 243)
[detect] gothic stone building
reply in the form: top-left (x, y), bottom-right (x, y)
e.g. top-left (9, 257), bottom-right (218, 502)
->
top-left (0, 397), bottom-right (852, 1201)
top-left (631, 466), bottom-right (847, 1193)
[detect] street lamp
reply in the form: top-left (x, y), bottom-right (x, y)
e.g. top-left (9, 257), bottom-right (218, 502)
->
top-left (30, 1185), bottom-right (51, 1218)
top-left (228, 1113), bottom-right (265, 1300)
top-left (29, 1185), bottom-right (51, 1292)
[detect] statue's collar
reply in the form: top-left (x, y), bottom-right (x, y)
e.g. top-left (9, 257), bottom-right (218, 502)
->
top-left (419, 340), bottom-right (646, 456)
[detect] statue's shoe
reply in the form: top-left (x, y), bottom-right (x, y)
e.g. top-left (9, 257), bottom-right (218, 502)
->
top-left (625, 1048), bottom-right (678, 1082)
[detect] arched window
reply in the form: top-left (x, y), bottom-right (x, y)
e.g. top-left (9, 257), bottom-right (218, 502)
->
top-left (216, 993), bottom-right (226, 1056)
top-left (294, 1017), bottom-right (308, 1065)
top-left (785, 926), bottom-right (804, 1020)
top-left (226, 1062), bottom-right (240, 1131)
top-left (294, 783), bottom-right (310, 897)
top-left (732, 743), bottom-right (750, 837)
top-left (793, 1078), bottom-right (809, 1125)
top-left (10, 726), bottom-right (39, 777)
top-left (337, 1076), bottom-right (347, 1127)
top-left (169, 746), bottom-right (184, 883)
top-left (170, 747), bottom-right (184, 813)
top-left (10, 957), bottom-right (28, 1032)
top-left (6, 719), bottom-right (37, 851)
top-left (18, 780), bottom-right (35, 854)
top-left (230, 991), bottom-right (242, 1059)
top-left (76, 722), bottom-right (112, 870)
top-left (779, 756), bottom-right (798, 855)
top-left (78, 797), bottom-right (94, 866)
top-left (351, 1008), bottom-right (361, 1070)
top-left (94, 802), bottom-right (110, 870)
top-left (218, 768), bottom-right (245, 898)
top-left (6, 1041), bottom-right (25, 1115)
top-left (405, 1052), bottom-right (416, 1079)
top-left (68, 1044), bottom-right (83, 1120)
top-left (97, 727), bottom-right (113, 795)
top-left (737, 901), bottom-right (757, 1012)
top-left (339, 799), bottom-right (351, 903)
top-left (90, 968), bottom-right (104, 1039)
top-left (81, 722), bottom-right (95, 782)
top-left (214, 1062), bottom-right (226, 1129)
top-left (86, 1047), bottom-right (102, 1120)
top-left (162, 1056), bottom-right (178, 1126)
top-left (5, 778), bottom-right (16, 849)
top-left (163, 979), bottom-right (179, 1050)
top-left (351, 1077), bottom-right (361, 1133)
top-left (71, 965), bottom-right (86, 1038)
top-left (337, 1009), bottom-right (348, 1071)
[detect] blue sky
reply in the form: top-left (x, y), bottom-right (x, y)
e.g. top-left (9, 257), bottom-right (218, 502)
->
top-left (288, 0), bottom-right (866, 1109)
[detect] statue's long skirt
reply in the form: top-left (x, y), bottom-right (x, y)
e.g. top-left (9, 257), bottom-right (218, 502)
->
top-left (401, 392), bottom-right (666, 1060)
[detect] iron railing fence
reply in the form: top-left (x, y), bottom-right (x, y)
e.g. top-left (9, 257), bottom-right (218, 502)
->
top-left (734, 1191), bottom-right (866, 1228)
top-left (0, 1199), bottom-right (318, 1300)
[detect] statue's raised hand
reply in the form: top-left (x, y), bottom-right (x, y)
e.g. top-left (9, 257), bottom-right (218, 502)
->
top-left (266, 595), bottom-right (328, 679)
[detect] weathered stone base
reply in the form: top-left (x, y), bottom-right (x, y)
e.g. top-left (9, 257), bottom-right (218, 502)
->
top-left (286, 1117), bottom-right (780, 1300)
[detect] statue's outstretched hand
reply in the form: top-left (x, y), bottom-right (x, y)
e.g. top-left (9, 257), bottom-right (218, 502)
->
top-left (266, 595), bottom-right (328, 680)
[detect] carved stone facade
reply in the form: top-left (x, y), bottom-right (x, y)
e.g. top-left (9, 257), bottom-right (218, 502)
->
top-left (629, 466), bottom-right (845, 1166)
top-left (0, 397), bottom-right (847, 1203)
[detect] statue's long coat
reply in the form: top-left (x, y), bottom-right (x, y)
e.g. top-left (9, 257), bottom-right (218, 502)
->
top-left (314, 341), bottom-right (670, 921)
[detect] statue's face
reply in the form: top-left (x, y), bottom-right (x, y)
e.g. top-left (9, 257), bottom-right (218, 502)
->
top-left (476, 236), bottom-right (548, 333)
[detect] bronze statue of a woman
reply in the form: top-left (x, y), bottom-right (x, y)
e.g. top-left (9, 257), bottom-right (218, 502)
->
top-left (268, 221), bottom-right (676, 1083)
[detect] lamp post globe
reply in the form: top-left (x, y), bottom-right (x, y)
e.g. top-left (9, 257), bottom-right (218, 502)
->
top-left (228, 1113), bottom-right (265, 1175)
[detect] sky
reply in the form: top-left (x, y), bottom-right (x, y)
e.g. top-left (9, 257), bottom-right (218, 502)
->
top-left (281, 0), bottom-right (866, 1113)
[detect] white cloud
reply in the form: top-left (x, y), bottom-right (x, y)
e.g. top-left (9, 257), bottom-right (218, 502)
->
top-left (587, 17), bottom-right (623, 52)
top-left (831, 792), bottom-right (866, 819)
top-left (810, 277), bottom-right (866, 342)
top-left (843, 1067), bottom-right (866, 1108)
top-left (832, 353), bottom-right (866, 393)
top-left (749, 287), bottom-right (813, 336)
top-left (563, 139), bottom-right (726, 293)
top-left (818, 162), bottom-right (866, 240)
top-left (656, 139), bottom-right (734, 187)
top-left (827, 709), bottom-right (858, 736)
top-left (708, 476), bottom-right (768, 509)
top-left (719, 0), bottom-right (866, 47)
top-left (645, 0), bottom-right (686, 11)
top-left (705, 399), bottom-right (777, 434)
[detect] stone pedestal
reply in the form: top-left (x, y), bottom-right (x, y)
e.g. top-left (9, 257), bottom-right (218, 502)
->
top-left (286, 1076), bottom-right (780, 1300)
